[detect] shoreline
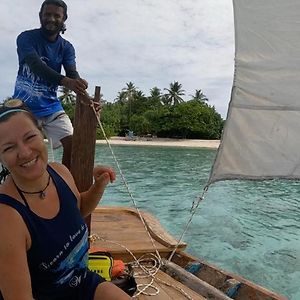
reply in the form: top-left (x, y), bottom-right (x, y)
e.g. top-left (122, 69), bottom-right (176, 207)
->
top-left (95, 137), bottom-right (220, 149)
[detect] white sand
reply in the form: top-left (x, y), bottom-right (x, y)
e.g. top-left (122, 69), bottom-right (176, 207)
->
top-left (96, 137), bottom-right (220, 149)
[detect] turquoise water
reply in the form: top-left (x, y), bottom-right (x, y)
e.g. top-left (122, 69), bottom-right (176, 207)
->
top-left (54, 144), bottom-right (300, 299)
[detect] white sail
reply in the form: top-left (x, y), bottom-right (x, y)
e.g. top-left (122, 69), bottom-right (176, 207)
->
top-left (208, 0), bottom-right (300, 185)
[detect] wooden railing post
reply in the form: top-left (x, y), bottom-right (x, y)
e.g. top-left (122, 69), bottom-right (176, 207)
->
top-left (70, 86), bottom-right (101, 233)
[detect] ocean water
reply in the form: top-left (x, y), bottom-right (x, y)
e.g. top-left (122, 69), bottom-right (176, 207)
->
top-left (54, 144), bottom-right (300, 299)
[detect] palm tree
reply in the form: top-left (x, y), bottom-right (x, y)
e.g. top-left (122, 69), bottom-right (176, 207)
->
top-left (122, 82), bottom-right (137, 102)
top-left (190, 89), bottom-right (208, 103)
top-left (164, 81), bottom-right (185, 105)
top-left (122, 82), bottom-right (138, 117)
top-left (150, 87), bottom-right (161, 99)
top-left (149, 87), bottom-right (163, 107)
top-left (58, 86), bottom-right (76, 105)
top-left (135, 90), bottom-right (145, 99)
top-left (114, 91), bottom-right (127, 103)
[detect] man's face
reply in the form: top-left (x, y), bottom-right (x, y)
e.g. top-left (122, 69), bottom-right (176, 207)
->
top-left (40, 4), bottom-right (65, 36)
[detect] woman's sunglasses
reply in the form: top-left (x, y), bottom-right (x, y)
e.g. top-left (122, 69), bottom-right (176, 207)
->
top-left (0, 99), bottom-right (27, 119)
top-left (1, 98), bottom-right (24, 108)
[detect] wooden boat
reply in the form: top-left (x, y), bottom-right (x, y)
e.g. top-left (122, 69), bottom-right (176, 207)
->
top-left (68, 2), bottom-right (294, 298)
top-left (86, 206), bottom-right (287, 300)
top-left (69, 89), bottom-right (287, 299)
top-left (68, 73), bottom-right (288, 299)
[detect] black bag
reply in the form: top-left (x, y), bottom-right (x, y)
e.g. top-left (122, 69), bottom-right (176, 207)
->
top-left (112, 265), bottom-right (137, 296)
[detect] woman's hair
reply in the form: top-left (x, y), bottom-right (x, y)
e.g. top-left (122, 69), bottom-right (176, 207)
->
top-left (0, 100), bottom-right (40, 128)
top-left (0, 99), bottom-right (42, 183)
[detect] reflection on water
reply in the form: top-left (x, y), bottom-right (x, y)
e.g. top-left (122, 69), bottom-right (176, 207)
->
top-left (53, 144), bottom-right (300, 299)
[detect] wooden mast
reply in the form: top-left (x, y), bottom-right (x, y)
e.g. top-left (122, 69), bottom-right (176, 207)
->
top-left (70, 86), bottom-right (101, 232)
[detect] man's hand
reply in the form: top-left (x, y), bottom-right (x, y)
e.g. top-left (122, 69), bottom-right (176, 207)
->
top-left (61, 77), bottom-right (88, 95)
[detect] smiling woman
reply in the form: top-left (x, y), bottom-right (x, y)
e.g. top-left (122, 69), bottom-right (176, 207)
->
top-left (0, 103), bottom-right (130, 300)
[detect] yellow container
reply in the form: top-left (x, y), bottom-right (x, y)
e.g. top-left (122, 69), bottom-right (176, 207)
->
top-left (88, 252), bottom-right (113, 281)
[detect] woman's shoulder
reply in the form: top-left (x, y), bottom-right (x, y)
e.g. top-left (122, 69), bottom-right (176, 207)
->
top-left (48, 162), bottom-right (77, 189)
top-left (49, 162), bottom-right (69, 173)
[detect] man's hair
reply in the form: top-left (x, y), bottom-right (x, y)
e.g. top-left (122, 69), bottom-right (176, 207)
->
top-left (40, 0), bottom-right (68, 19)
top-left (39, 0), bottom-right (68, 33)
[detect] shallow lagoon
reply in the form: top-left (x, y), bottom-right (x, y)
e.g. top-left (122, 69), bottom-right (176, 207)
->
top-left (54, 144), bottom-right (300, 299)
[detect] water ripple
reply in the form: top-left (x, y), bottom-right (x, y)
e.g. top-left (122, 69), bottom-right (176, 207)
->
top-left (53, 144), bottom-right (300, 300)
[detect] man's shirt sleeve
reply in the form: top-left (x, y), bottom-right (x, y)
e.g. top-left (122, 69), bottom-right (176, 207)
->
top-left (16, 32), bottom-right (38, 63)
top-left (24, 54), bottom-right (64, 86)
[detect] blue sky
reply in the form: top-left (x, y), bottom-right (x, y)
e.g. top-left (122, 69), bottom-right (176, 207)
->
top-left (0, 0), bottom-right (234, 118)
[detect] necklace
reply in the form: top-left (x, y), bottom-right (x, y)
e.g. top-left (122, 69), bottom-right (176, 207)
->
top-left (13, 174), bottom-right (51, 199)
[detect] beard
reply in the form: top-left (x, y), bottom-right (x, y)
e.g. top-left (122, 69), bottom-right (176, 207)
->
top-left (41, 21), bottom-right (65, 37)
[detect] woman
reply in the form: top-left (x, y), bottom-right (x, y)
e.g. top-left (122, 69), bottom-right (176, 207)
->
top-left (0, 101), bottom-right (131, 299)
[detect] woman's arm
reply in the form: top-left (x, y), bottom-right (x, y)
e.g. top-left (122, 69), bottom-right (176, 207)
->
top-left (49, 163), bottom-right (116, 218)
top-left (0, 205), bottom-right (33, 300)
top-left (79, 166), bottom-right (116, 218)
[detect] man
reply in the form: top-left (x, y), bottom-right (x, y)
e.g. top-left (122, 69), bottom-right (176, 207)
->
top-left (13, 0), bottom-right (87, 169)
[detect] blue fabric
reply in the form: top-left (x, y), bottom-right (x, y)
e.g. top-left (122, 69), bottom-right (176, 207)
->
top-left (13, 28), bottom-right (76, 118)
top-left (0, 165), bottom-right (104, 300)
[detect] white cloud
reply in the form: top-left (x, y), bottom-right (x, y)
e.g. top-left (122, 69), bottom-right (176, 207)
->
top-left (0, 0), bottom-right (234, 117)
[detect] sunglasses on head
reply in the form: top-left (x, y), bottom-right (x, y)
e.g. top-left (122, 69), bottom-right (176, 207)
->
top-left (1, 98), bottom-right (24, 108)
top-left (0, 99), bottom-right (27, 119)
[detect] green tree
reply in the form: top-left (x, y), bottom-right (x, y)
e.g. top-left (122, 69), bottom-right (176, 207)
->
top-left (58, 86), bottom-right (76, 105)
top-left (59, 87), bottom-right (76, 121)
top-left (121, 82), bottom-right (138, 126)
top-left (164, 81), bottom-right (185, 106)
top-left (190, 89), bottom-right (208, 104)
top-left (150, 87), bottom-right (161, 99)
top-left (61, 80), bottom-right (224, 140)
top-left (129, 114), bottom-right (151, 136)
top-left (149, 87), bottom-right (163, 107)
top-left (114, 91), bottom-right (127, 104)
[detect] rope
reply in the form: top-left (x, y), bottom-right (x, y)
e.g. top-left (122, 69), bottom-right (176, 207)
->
top-left (168, 186), bottom-right (208, 261)
top-left (89, 102), bottom-right (199, 299)
top-left (90, 104), bottom-right (163, 262)
top-left (89, 234), bottom-right (195, 300)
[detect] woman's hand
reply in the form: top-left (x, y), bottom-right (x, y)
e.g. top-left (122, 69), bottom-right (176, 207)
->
top-left (93, 166), bottom-right (116, 187)
top-left (79, 166), bottom-right (116, 217)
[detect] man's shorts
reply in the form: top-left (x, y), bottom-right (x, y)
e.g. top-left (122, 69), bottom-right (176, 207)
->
top-left (38, 111), bottom-right (73, 149)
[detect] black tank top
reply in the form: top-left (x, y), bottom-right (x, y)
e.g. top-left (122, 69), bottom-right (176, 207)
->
top-left (0, 165), bottom-right (103, 300)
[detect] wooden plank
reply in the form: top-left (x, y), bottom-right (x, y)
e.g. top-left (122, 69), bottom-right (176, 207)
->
top-left (161, 259), bottom-right (232, 300)
top-left (172, 253), bottom-right (288, 300)
top-left (71, 87), bottom-right (100, 232)
top-left (135, 269), bottom-right (206, 300)
top-left (90, 207), bottom-right (186, 260)
top-left (142, 211), bottom-right (187, 249)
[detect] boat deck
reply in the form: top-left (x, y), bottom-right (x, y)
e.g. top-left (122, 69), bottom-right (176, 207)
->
top-left (90, 206), bottom-right (186, 262)
top-left (90, 207), bottom-right (206, 299)
top-left (90, 207), bottom-right (287, 300)
top-left (135, 269), bottom-right (206, 300)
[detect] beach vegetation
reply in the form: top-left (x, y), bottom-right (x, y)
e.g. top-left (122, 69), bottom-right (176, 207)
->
top-left (163, 81), bottom-right (185, 106)
top-left (60, 81), bottom-right (224, 140)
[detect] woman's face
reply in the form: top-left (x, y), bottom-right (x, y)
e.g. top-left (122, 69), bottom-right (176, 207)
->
top-left (0, 113), bottom-right (48, 182)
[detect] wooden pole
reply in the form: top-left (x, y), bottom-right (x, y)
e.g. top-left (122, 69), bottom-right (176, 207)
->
top-left (70, 86), bottom-right (101, 233)
top-left (161, 259), bottom-right (233, 300)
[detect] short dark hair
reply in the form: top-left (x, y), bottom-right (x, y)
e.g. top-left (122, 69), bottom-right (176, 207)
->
top-left (40, 0), bottom-right (68, 20)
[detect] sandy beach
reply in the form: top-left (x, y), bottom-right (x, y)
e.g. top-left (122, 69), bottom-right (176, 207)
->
top-left (96, 137), bottom-right (220, 149)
